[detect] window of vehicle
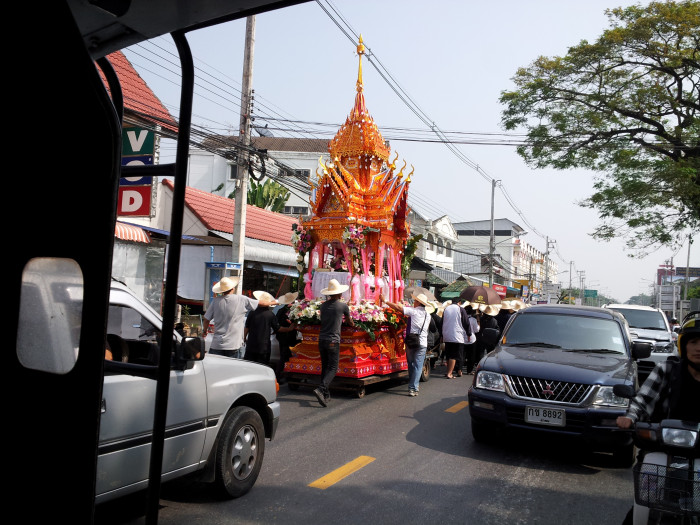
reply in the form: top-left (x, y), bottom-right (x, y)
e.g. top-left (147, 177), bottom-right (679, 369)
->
top-left (504, 313), bottom-right (626, 354)
top-left (17, 257), bottom-right (83, 374)
top-left (106, 304), bottom-right (161, 366)
top-left (607, 308), bottom-right (667, 330)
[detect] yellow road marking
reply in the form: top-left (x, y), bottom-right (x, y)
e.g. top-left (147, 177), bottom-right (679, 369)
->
top-left (308, 455), bottom-right (376, 490)
top-left (446, 401), bottom-right (469, 413)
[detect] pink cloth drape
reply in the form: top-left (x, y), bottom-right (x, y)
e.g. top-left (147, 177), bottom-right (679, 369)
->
top-left (351, 274), bottom-right (362, 302)
top-left (304, 245), bottom-right (316, 299)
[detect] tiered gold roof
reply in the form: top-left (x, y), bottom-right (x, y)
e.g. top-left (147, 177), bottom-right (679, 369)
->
top-left (305, 36), bottom-right (411, 243)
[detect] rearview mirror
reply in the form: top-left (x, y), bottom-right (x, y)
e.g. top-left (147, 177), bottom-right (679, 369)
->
top-left (631, 340), bottom-right (653, 359)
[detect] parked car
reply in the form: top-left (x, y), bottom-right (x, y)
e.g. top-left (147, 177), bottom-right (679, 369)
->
top-left (602, 303), bottom-right (677, 381)
top-left (100, 280), bottom-right (280, 504)
top-left (468, 304), bottom-right (652, 466)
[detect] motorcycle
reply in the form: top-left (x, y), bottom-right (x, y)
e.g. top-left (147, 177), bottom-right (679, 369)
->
top-left (614, 384), bottom-right (699, 524)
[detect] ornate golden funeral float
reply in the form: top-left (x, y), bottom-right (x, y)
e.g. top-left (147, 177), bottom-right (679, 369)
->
top-left (283, 38), bottom-right (418, 397)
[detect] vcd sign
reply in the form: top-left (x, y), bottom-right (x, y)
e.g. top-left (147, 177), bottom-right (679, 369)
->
top-left (119, 126), bottom-right (154, 216)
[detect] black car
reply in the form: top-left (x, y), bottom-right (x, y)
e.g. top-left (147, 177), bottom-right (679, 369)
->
top-left (468, 304), bottom-right (652, 466)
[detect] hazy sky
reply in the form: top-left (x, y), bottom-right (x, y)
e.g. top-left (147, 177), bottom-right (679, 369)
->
top-left (123, 0), bottom-right (698, 302)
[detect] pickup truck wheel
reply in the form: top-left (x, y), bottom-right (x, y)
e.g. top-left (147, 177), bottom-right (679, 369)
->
top-left (215, 406), bottom-right (265, 498)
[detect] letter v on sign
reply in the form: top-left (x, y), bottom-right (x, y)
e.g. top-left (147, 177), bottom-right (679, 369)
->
top-left (122, 127), bottom-right (154, 156)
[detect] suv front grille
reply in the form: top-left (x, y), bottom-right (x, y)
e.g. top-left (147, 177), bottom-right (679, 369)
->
top-left (506, 375), bottom-right (592, 405)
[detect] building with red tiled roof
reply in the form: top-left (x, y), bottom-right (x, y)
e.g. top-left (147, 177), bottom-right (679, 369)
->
top-left (162, 179), bottom-right (295, 245)
top-left (125, 179), bottom-right (300, 304)
top-left (98, 51), bottom-right (177, 133)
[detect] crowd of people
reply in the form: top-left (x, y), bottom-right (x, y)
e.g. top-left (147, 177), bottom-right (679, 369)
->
top-left (203, 276), bottom-right (529, 404)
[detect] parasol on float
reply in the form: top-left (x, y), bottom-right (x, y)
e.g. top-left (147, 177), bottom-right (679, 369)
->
top-left (404, 286), bottom-right (436, 302)
top-left (460, 285), bottom-right (502, 308)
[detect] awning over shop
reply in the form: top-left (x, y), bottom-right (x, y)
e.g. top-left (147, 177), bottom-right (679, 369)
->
top-left (212, 232), bottom-right (297, 267)
top-left (249, 262), bottom-right (299, 278)
top-left (115, 221), bottom-right (150, 243)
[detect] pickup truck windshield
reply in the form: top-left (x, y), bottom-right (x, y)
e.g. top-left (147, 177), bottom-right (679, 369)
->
top-left (504, 313), bottom-right (627, 354)
top-left (608, 308), bottom-right (668, 331)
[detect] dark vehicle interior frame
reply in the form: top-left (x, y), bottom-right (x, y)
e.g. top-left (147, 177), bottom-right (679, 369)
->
top-left (10, 1), bottom-right (307, 523)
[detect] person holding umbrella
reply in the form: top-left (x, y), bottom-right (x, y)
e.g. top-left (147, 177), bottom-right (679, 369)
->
top-left (381, 291), bottom-right (435, 396)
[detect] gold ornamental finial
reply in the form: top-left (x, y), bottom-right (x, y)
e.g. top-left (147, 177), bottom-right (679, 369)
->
top-left (356, 35), bottom-right (365, 93)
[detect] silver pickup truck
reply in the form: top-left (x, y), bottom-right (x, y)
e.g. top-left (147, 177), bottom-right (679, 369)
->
top-left (99, 280), bottom-right (280, 504)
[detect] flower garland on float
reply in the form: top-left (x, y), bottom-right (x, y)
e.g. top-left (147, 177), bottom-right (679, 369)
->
top-left (287, 297), bottom-right (406, 341)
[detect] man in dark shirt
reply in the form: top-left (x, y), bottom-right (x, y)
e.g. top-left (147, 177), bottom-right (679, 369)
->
top-left (314, 279), bottom-right (354, 407)
top-left (275, 291), bottom-right (299, 383)
top-left (244, 291), bottom-right (297, 368)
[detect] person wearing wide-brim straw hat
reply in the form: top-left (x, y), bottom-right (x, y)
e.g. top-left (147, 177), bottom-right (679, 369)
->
top-left (244, 291), bottom-right (291, 367)
top-left (277, 291), bottom-right (298, 305)
top-left (476, 303), bottom-right (501, 366)
top-left (313, 279), bottom-right (355, 407)
top-left (203, 278), bottom-right (277, 359)
top-left (274, 292), bottom-right (299, 383)
top-left (441, 298), bottom-right (476, 378)
top-left (496, 299), bottom-right (515, 334)
top-left (511, 299), bottom-right (526, 311)
top-left (380, 290), bottom-right (436, 396)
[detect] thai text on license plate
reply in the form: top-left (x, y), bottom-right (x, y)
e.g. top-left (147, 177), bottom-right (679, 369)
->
top-left (525, 406), bottom-right (565, 427)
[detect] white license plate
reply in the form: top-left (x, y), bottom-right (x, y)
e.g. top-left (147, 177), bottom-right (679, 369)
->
top-left (525, 406), bottom-right (566, 427)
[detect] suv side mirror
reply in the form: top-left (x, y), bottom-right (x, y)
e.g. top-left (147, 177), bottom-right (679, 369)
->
top-left (631, 340), bottom-right (653, 359)
top-left (613, 383), bottom-right (635, 399)
top-left (179, 336), bottom-right (205, 361)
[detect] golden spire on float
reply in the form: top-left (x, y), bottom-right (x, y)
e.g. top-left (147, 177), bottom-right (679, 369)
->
top-left (328, 34), bottom-right (391, 174)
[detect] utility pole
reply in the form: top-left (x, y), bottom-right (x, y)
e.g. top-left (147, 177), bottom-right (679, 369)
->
top-left (568, 260), bottom-right (573, 304)
top-left (681, 235), bottom-right (692, 321)
top-left (488, 178), bottom-right (497, 287)
top-left (231, 15), bottom-right (255, 294)
top-left (578, 270), bottom-right (585, 305)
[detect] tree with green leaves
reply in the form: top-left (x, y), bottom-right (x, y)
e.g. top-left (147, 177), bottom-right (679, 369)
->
top-left (242, 178), bottom-right (291, 213)
top-left (402, 234), bottom-right (423, 279)
top-left (500, 1), bottom-right (699, 253)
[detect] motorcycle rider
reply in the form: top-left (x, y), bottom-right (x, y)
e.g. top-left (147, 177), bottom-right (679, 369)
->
top-left (616, 313), bottom-right (700, 429)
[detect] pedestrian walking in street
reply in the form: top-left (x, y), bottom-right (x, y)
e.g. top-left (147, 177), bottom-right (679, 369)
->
top-left (474, 304), bottom-right (500, 367)
top-left (275, 291), bottom-right (299, 383)
top-left (381, 291), bottom-right (435, 396)
top-left (463, 304), bottom-right (480, 374)
top-left (244, 291), bottom-right (296, 367)
top-left (441, 299), bottom-right (473, 379)
top-left (496, 300), bottom-right (515, 334)
top-left (203, 277), bottom-right (277, 358)
top-left (314, 279), bottom-right (355, 407)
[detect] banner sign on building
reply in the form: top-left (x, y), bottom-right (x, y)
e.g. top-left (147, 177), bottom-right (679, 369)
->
top-left (491, 283), bottom-right (507, 297)
top-left (119, 126), bottom-right (154, 216)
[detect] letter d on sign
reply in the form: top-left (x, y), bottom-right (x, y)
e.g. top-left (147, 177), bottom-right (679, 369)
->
top-left (121, 190), bottom-right (143, 213)
top-left (117, 185), bottom-right (151, 216)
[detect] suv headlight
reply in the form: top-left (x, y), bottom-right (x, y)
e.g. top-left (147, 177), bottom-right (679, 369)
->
top-left (592, 386), bottom-right (629, 408)
top-left (474, 371), bottom-right (505, 392)
top-left (653, 342), bottom-right (675, 353)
